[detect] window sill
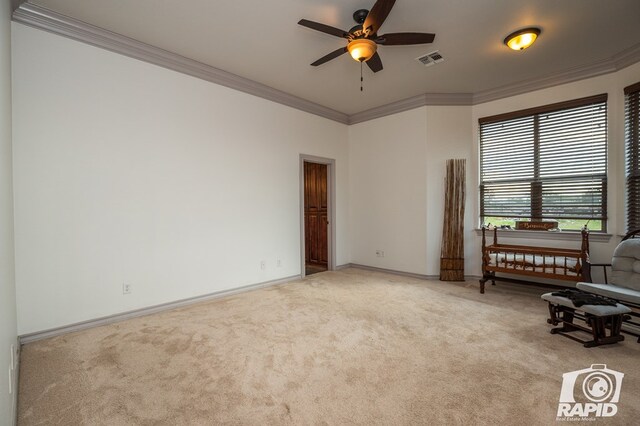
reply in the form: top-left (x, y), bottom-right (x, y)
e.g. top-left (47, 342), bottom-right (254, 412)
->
top-left (473, 228), bottom-right (612, 243)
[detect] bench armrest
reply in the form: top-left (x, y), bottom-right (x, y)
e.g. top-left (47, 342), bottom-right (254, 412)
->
top-left (583, 262), bottom-right (611, 284)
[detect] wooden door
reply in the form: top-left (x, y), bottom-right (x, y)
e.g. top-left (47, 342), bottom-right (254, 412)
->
top-left (304, 162), bottom-right (328, 269)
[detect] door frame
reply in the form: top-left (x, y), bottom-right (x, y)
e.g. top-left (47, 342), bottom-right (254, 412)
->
top-left (300, 154), bottom-right (336, 277)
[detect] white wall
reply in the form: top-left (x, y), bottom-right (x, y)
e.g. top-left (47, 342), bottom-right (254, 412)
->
top-left (471, 61), bottom-right (640, 275)
top-left (425, 106), bottom-right (474, 275)
top-left (0, 0), bottom-right (17, 423)
top-left (349, 107), bottom-right (429, 274)
top-left (11, 23), bottom-right (349, 335)
top-left (10, 18), bottom-right (640, 336)
top-left (348, 106), bottom-right (473, 276)
top-left (349, 63), bottom-right (640, 279)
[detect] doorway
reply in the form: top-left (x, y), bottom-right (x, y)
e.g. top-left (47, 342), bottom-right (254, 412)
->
top-left (300, 155), bottom-right (335, 277)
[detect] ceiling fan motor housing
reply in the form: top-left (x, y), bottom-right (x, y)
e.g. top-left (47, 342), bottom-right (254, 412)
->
top-left (353, 9), bottom-right (369, 24)
top-left (349, 25), bottom-right (364, 37)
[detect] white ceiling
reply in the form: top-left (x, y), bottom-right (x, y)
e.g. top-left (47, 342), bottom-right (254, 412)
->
top-left (28, 0), bottom-right (640, 115)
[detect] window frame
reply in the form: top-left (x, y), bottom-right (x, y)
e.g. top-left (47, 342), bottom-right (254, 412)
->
top-left (479, 94), bottom-right (608, 232)
top-left (625, 81), bottom-right (640, 232)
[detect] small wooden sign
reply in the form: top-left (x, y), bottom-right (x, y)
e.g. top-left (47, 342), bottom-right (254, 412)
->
top-left (515, 220), bottom-right (558, 231)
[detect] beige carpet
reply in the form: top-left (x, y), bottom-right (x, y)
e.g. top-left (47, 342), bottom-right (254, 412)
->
top-left (17, 268), bottom-right (640, 425)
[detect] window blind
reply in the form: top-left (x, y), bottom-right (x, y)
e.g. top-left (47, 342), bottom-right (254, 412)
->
top-left (480, 95), bottom-right (608, 230)
top-left (625, 82), bottom-right (640, 232)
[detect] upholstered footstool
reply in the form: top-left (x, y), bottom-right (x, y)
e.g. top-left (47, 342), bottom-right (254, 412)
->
top-left (541, 292), bottom-right (632, 347)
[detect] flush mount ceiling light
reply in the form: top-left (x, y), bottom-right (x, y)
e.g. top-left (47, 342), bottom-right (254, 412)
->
top-left (347, 39), bottom-right (377, 62)
top-left (504, 27), bottom-right (541, 51)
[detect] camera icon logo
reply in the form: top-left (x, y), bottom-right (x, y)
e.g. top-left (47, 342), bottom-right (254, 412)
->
top-left (557, 364), bottom-right (624, 418)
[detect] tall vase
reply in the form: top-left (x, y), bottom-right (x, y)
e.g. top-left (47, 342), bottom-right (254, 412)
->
top-left (440, 159), bottom-right (466, 281)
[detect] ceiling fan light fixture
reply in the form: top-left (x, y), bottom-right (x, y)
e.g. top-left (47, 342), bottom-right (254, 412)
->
top-left (348, 39), bottom-right (377, 62)
top-left (504, 27), bottom-right (541, 51)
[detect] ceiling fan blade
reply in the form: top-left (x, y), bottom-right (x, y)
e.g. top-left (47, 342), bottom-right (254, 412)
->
top-left (298, 19), bottom-right (349, 39)
top-left (366, 52), bottom-right (383, 73)
top-left (311, 47), bottom-right (348, 66)
top-left (376, 32), bottom-right (436, 45)
top-left (363, 0), bottom-right (396, 36)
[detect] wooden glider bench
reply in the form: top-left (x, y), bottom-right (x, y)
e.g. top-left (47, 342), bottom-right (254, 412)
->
top-left (479, 227), bottom-right (589, 294)
top-left (541, 292), bottom-right (631, 347)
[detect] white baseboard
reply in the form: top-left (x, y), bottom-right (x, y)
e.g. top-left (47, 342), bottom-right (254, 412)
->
top-left (342, 263), bottom-right (482, 282)
top-left (347, 263), bottom-right (439, 280)
top-left (19, 274), bottom-right (301, 344)
top-left (18, 267), bottom-right (482, 345)
top-left (334, 263), bottom-right (352, 271)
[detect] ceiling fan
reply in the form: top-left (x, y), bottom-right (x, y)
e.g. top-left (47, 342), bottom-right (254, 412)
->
top-left (298, 0), bottom-right (435, 73)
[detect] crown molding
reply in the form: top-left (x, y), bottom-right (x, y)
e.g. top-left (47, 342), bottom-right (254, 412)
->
top-left (12, 2), bottom-right (350, 124)
top-left (472, 58), bottom-right (617, 105)
top-left (357, 45), bottom-right (640, 120)
top-left (348, 93), bottom-right (473, 124)
top-left (348, 94), bottom-right (426, 125)
top-left (11, 1), bottom-right (640, 125)
top-left (471, 44), bottom-right (640, 105)
top-left (613, 42), bottom-right (640, 70)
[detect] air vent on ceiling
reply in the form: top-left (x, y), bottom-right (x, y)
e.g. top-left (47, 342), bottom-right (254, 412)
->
top-left (416, 51), bottom-right (444, 67)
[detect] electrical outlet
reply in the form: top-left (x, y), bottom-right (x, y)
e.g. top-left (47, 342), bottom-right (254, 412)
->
top-left (260, 261), bottom-right (266, 270)
top-left (276, 259), bottom-right (282, 268)
top-left (123, 283), bottom-right (132, 295)
top-left (376, 250), bottom-right (385, 258)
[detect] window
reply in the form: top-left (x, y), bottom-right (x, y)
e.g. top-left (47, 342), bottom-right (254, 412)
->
top-left (625, 82), bottom-right (640, 232)
top-left (479, 95), bottom-right (608, 231)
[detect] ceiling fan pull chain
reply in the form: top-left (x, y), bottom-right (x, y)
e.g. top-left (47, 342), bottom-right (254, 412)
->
top-left (360, 61), bottom-right (364, 92)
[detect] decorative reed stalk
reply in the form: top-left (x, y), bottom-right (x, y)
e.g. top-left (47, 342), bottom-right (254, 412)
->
top-left (440, 159), bottom-right (466, 281)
